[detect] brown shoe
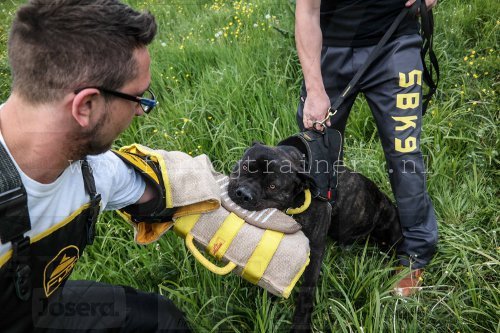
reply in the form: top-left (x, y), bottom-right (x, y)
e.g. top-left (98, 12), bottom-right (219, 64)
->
top-left (393, 269), bottom-right (424, 297)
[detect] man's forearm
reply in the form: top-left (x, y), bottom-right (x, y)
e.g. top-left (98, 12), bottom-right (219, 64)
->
top-left (136, 178), bottom-right (157, 204)
top-left (295, 0), bottom-right (324, 95)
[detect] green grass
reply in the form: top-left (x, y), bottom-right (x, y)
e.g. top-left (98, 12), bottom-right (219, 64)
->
top-left (0, 0), bottom-right (498, 332)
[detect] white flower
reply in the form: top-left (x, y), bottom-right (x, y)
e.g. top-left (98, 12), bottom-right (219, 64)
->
top-left (161, 42), bottom-right (167, 47)
top-left (265, 14), bottom-right (271, 20)
top-left (253, 23), bottom-right (258, 28)
top-left (215, 31), bottom-right (223, 38)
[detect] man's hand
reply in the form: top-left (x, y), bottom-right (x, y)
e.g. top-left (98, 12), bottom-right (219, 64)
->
top-left (302, 90), bottom-right (331, 130)
top-left (405, 0), bottom-right (437, 10)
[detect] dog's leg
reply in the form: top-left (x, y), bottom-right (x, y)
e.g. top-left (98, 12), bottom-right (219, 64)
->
top-left (292, 201), bottom-right (332, 332)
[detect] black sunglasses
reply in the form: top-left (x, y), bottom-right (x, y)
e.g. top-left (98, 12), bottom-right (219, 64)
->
top-left (74, 87), bottom-right (158, 113)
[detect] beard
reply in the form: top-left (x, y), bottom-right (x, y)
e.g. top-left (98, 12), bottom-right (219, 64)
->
top-left (67, 104), bottom-right (113, 160)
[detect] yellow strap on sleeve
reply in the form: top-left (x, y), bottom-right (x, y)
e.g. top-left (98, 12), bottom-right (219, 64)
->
top-left (173, 214), bottom-right (201, 238)
top-left (242, 230), bottom-right (284, 284)
top-left (113, 150), bottom-right (160, 184)
top-left (206, 213), bottom-right (245, 260)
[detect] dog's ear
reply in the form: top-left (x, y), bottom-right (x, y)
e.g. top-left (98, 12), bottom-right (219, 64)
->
top-left (242, 141), bottom-right (264, 158)
top-left (251, 140), bottom-right (264, 146)
top-left (277, 145), bottom-right (304, 164)
top-left (297, 171), bottom-right (316, 191)
top-left (276, 145), bottom-right (314, 189)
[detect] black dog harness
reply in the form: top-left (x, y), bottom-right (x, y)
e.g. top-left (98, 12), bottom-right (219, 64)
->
top-left (278, 128), bottom-right (342, 205)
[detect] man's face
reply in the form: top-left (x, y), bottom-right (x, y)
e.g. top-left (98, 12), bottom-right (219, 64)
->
top-left (78, 47), bottom-right (152, 156)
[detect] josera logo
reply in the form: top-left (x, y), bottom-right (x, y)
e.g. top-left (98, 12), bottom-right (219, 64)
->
top-left (43, 245), bottom-right (79, 297)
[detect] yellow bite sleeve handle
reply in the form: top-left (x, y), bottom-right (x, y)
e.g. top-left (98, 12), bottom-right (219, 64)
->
top-left (185, 234), bottom-right (236, 275)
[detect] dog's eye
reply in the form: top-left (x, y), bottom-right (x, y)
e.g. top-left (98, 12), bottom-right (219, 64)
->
top-left (268, 184), bottom-right (276, 190)
top-left (242, 165), bottom-right (248, 172)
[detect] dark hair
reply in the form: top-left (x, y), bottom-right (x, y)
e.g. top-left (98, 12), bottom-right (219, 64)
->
top-left (8, 0), bottom-right (157, 104)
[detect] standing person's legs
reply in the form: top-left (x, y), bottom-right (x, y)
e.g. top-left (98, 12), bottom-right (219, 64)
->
top-left (359, 34), bottom-right (438, 270)
top-left (33, 280), bottom-right (189, 332)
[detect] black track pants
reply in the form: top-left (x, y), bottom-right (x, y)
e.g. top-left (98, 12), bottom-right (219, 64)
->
top-left (297, 34), bottom-right (438, 269)
top-left (30, 280), bottom-right (190, 332)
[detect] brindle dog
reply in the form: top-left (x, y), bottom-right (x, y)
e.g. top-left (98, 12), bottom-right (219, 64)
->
top-left (228, 142), bottom-right (402, 331)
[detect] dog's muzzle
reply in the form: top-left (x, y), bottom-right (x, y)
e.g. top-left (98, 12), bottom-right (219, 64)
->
top-left (234, 186), bottom-right (254, 203)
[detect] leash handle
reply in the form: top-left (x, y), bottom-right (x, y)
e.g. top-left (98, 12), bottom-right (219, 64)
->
top-left (185, 234), bottom-right (237, 275)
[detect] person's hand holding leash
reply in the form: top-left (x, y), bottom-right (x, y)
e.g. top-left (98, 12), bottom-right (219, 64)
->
top-left (302, 90), bottom-right (331, 130)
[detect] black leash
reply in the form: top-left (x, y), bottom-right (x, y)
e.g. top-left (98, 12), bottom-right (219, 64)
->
top-left (298, 7), bottom-right (414, 200)
top-left (317, 2), bottom-right (438, 127)
top-left (294, 3), bottom-right (439, 203)
top-left (419, 0), bottom-right (440, 115)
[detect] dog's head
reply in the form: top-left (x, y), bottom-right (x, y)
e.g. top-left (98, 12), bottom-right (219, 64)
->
top-left (228, 142), bottom-right (314, 211)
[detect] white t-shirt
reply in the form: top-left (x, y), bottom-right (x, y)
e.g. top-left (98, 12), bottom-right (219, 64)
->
top-left (0, 123), bottom-right (146, 257)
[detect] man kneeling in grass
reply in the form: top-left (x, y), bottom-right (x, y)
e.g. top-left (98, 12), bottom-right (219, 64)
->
top-left (0, 0), bottom-right (189, 331)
